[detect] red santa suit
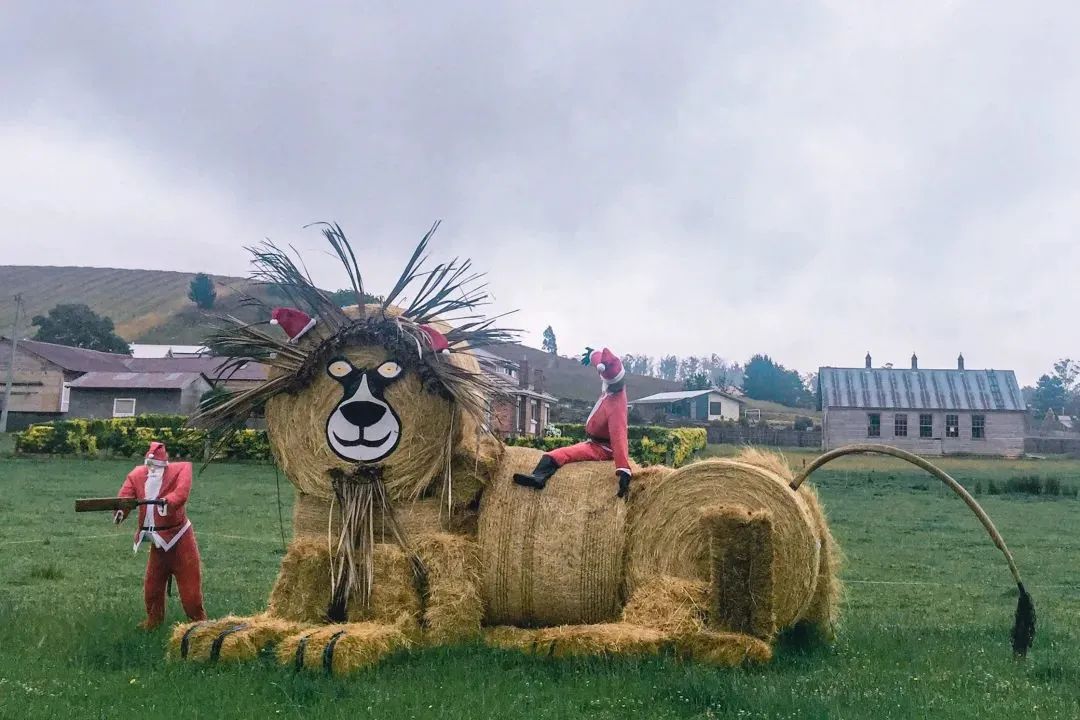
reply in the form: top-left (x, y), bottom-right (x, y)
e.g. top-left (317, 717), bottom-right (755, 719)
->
top-left (513, 347), bottom-right (633, 497)
top-left (116, 442), bottom-right (207, 629)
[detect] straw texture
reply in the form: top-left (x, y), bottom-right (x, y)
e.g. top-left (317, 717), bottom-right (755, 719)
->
top-left (167, 615), bottom-right (309, 662)
top-left (266, 538), bottom-right (422, 628)
top-left (478, 446), bottom-right (630, 626)
top-left (703, 505), bottom-right (776, 639)
top-left (276, 616), bottom-right (415, 674)
top-left (625, 451), bottom-right (821, 629)
top-left (620, 575), bottom-right (709, 637)
top-left (414, 532), bottom-right (484, 644)
top-left (485, 623), bottom-right (668, 658)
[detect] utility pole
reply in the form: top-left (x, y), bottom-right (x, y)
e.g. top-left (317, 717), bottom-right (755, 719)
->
top-left (0, 294), bottom-right (23, 433)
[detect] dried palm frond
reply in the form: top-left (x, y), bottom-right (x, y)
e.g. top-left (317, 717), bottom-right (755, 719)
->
top-left (327, 469), bottom-right (423, 617)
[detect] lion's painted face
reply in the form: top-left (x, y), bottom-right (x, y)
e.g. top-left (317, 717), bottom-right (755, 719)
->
top-left (265, 341), bottom-right (456, 498)
top-left (324, 356), bottom-right (404, 462)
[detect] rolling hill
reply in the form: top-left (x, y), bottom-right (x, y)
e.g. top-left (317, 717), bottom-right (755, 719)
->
top-left (0, 265), bottom-right (257, 343)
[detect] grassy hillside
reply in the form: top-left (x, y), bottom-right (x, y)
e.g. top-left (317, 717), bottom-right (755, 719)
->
top-left (0, 265), bottom-right (256, 343)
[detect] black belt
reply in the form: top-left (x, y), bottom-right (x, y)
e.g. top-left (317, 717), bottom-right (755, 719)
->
top-left (586, 435), bottom-right (611, 445)
top-left (140, 524), bottom-right (182, 532)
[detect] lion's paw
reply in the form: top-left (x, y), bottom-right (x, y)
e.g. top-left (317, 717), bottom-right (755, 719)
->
top-left (277, 620), bottom-right (414, 674)
top-left (168, 615), bottom-right (310, 663)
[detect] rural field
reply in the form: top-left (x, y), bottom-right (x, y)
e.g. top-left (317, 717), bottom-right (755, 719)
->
top-left (1, 450), bottom-right (1078, 719)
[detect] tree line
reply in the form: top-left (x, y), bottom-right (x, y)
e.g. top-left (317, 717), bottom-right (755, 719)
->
top-left (1026, 359), bottom-right (1080, 419)
top-left (622, 352), bottom-right (816, 409)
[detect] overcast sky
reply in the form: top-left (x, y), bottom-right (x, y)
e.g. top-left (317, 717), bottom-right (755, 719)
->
top-left (2, 2), bottom-right (1078, 384)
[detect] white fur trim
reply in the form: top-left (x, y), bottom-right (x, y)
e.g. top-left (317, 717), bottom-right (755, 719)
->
top-left (134, 520), bottom-right (191, 553)
top-left (270, 318), bottom-right (279, 325)
top-left (616, 467), bottom-right (632, 475)
top-left (287, 316), bottom-right (318, 344)
top-left (608, 367), bottom-right (625, 384)
top-left (596, 362), bottom-right (606, 372)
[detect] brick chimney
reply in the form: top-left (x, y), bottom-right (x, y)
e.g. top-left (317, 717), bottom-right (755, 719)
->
top-left (519, 357), bottom-right (529, 389)
top-left (865, 352), bottom-right (872, 368)
top-left (957, 353), bottom-right (965, 370)
top-left (533, 368), bottom-right (544, 395)
top-left (911, 353), bottom-right (918, 370)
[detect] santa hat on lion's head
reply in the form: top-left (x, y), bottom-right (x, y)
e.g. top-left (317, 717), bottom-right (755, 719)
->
top-left (270, 307), bottom-right (317, 343)
top-left (144, 441), bottom-right (169, 467)
top-left (419, 324), bottom-right (451, 356)
top-left (582, 347), bottom-right (624, 384)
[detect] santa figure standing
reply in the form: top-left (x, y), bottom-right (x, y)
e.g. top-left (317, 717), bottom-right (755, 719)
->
top-left (514, 347), bottom-right (632, 498)
top-left (114, 442), bottom-right (207, 629)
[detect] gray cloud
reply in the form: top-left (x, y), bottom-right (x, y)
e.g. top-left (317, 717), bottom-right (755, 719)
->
top-left (2, 1), bottom-right (1077, 383)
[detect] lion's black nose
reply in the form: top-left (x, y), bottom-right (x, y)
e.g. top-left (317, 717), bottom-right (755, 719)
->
top-left (341, 401), bottom-right (386, 427)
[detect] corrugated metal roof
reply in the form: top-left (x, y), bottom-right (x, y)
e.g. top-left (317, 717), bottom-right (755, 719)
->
top-left (818, 367), bottom-right (1025, 411)
top-left (9, 338), bottom-right (267, 380)
top-left (16, 339), bottom-right (131, 372)
top-left (124, 357), bottom-right (268, 380)
top-left (631, 389), bottom-right (744, 405)
top-left (69, 372), bottom-right (205, 390)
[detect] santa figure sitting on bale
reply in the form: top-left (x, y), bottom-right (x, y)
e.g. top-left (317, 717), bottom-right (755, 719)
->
top-left (514, 347), bottom-right (632, 498)
top-left (114, 442), bottom-right (207, 629)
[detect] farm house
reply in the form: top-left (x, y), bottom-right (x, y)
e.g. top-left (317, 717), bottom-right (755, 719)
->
top-left (818, 353), bottom-right (1027, 457)
top-left (629, 388), bottom-right (744, 422)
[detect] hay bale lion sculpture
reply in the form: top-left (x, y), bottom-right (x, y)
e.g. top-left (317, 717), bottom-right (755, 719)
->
top-left (171, 224), bottom-right (1034, 673)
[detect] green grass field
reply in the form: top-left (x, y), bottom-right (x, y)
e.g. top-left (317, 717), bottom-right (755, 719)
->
top-left (1, 452), bottom-right (1078, 719)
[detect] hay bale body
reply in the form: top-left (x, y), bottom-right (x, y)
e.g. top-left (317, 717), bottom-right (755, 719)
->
top-left (625, 457), bottom-right (821, 629)
top-left (620, 575), bottom-right (709, 636)
top-left (477, 446), bottom-right (629, 626)
top-left (267, 538), bottom-right (421, 627)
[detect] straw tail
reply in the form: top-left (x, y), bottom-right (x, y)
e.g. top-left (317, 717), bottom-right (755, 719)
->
top-left (790, 443), bottom-right (1035, 657)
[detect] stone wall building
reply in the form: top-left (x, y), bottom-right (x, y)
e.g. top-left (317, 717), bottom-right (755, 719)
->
top-left (818, 353), bottom-right (1027, 457)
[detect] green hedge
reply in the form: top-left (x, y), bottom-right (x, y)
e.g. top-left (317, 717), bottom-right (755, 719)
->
top-left (507, 424), bottom-right (706, 468)
top-left (15, 417), bottom-right (706, 469)
top-left (15, 417), bottom-right (271, 462)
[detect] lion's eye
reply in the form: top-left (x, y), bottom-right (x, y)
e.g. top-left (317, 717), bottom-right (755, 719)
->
top-left (377, 361), bottom-right (402, 379)
top-left (327, 360), bottom-right (353, 379)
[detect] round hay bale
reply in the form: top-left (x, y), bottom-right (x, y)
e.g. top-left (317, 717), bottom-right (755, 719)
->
top-left (625, 457), bottom-right (821, 629)
top-left (477, 446), bottom-right (630, 627)
top-left (794, 482), bottom-right (843, 636)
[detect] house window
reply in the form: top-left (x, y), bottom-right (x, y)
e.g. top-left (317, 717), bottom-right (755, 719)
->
top-left (894, 413), bottom-right (908, 437)
top-left (920, 414), bottom-right (933, 438)
top-left (867, 413), bottom-right (881, 437)
top-left (709, 401), bottom-right (723, 416)
top-left (972, 414), bottom-right (985, 439)
top-left (113, 398), bottom-right (136, 417)
top-left (61, 383), bottom-right (71, 412)
top-left (945, 414), bottom-right (959, 438)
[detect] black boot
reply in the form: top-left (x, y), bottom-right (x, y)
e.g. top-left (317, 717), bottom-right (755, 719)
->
top-left (513, 455), bottom-right (559, 490)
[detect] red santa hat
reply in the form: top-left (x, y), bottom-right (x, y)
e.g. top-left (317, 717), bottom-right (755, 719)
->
top-left (419, 324), bottom-right (451, 356)
top-left (584, 347), bottom-right (624, 384)
top-left (145, 441), bottom-right (169, 467)
top-left (270, 307), bottom-right (317, 343)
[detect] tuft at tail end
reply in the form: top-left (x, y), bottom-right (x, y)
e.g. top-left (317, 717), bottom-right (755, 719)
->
top-left (1011, 583), bottom-right (1036, 658)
